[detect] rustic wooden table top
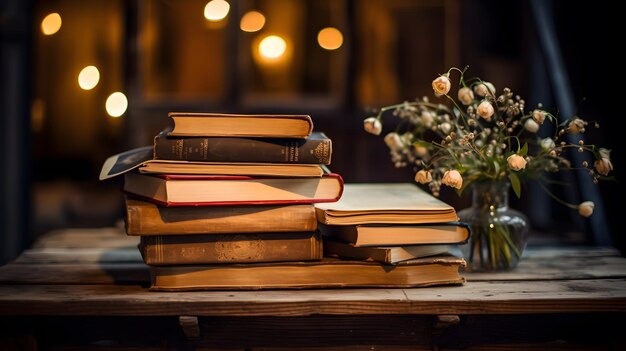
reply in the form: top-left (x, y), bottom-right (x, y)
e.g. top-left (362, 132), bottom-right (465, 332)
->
top-left (1, 227), bottom-right (625, 317)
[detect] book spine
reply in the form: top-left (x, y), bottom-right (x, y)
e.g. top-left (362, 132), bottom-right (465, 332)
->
top-left (125, 201), bottom-right (318, 235)
top-left (153, 135), bottom-right (331, 165)
top-left (140, 232), bottom-right (322, 265)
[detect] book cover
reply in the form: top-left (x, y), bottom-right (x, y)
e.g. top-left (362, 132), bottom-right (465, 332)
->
top-left (125, 197), bottom-right (318, 235)
top-left (123, 172), bottom-right (344, 207)
top-left (153, 130), bottom-right (332, 165)
top-left (314, 183), bottom-right (458, 225)
top-left (139, 231), bottom-right (322, 265)
top-left (149, 255), bottom-right (466, 291)
top-left (318, 222), bottom-right (471, 247)
top-left (167, 112), bottom-right (314, 138)
top-left (323, 240), bottom-right (452, 264)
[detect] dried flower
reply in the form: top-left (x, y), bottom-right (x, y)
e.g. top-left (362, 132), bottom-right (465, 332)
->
top-left (507, 154), bottom-right (527, 171)
top-left (363, 117), bottom-right (382, 135)
top-left (532, 109), bottom-right (546, 124)
top-left (477, 101), bottom-right (494, 121)
top-left (384, 132), bottom-right (403, 151)
top-left (524, 119), bottom-right (540, 133)
top-left (415, 170), bottom-right (433, 184)
top-left (540, 137), bottom-right (555, 150)
top-left (458, 87), bottom-right (474, 105)
top-left (442, 170), bottom-right (463, 189)
top-left (474, 82), bottom-right (495, 97)
top-left (568, 118), bottom-right (585, 134)
top-left (432, 75), bottom-right (451, 95)
top-left (578, 201), bottom-right (595, 217)
top-left (595, 148), bottom-right (613, 176)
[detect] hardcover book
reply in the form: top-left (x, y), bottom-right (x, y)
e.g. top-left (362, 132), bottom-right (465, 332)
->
top-left (123, 172), bottom-right (344, 207)
top-left (139, 232), bottom-right (322, 265)
top-left (153, 130), bottom-right (332, 165)
top-left (125, 197), bottom-right (318, 235)
top-left (167, 112), bottom-right (314, 138)
top-left (149, 255), bottom-right (466, 291)
top-left (314, 183), bottom-right (458, 225)
top-left (323, 240), bottom-right (452, 264)
top-left (318, 222), bottom-right (470, 247)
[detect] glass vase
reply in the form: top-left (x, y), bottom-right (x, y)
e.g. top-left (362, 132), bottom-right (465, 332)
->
top-left (458, 181), bottom-right (530, 271)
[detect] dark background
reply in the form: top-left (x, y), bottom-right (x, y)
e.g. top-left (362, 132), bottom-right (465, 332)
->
top-left (1, 0), bottom-right (623, 264)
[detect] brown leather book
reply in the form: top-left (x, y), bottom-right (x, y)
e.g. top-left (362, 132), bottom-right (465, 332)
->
top-left (153, 130), bottom-right (332, 165)
top-left (125, 197), bottom-right (318, 235)
top-left (149, 255), bottom-right (466, 291)
top-left (139, 232), bottom-right (322, 265)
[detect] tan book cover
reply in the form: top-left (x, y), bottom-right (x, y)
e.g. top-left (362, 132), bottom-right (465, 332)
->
top-left (149, 255), bottom-right (466, 291)
top-left (318, 223), bottom-right (470, 247)
top-left (167, 112), bottom-right (313, 138)
top-left (314, 183), bottom-right (458, 225)
top-left (125, 198), bottom-right (318, 235)
top-left (323, 240), bottom-right (452, 264)
top-left (139, 232), bottom-right (322, 265)
top-left (138, 161), bottom-right (324, 177)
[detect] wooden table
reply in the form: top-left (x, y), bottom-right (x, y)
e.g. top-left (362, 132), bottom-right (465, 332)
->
top-left (1, 228), bottom-right (625, 350)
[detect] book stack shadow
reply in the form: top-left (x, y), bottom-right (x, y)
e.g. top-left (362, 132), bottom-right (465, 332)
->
top-left (100, 112), bottom-right (466, 291)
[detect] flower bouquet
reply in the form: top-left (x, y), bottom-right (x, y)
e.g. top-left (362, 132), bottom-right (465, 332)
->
top-left (363, 66), bottom-right (613, 270)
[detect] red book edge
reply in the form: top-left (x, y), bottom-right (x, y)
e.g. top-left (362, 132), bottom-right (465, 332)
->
top-left (124, 173), bottom-right (344, 207)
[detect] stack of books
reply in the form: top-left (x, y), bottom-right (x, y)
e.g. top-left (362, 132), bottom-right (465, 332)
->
top-left (316, 183), bottom-right (470, 264)
top-left (100, 112), bottom-right (466, 291)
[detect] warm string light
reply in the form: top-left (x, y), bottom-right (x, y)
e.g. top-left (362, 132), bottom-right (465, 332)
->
top-left (258, 35), bottom-right (286, 59)
top-left (41, 13), bottom-right (62, 35)
top-left (78, 66), bottom-right (100, 90)
top-left (105, 92), bottom-right (128, 118)
top-left (204, 0), bottom-right (230, 22)
top-left (317, 27), bottom-right (343, 50)
top-left (240, 11), bottom-right (265, 32)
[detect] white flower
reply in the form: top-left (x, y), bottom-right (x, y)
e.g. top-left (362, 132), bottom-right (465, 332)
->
top-left (568, 118), bottom-right (585, 134)
top-left (415, 170), bottom-right (432, 184)
top-left (507, 154), bottom-right (527, 171)
top-left (432, 75), bottom-right (451, 95)
top-left (474, 82), bottom-right (495, 97)
top-left (363, 117), bottom-right (382, 135)
top-left (457, 87), bottom-right (474, 105)
top-left (413, 145), bottom-right (429, 157)
top-left (533, 109), bottom-right (547, 124)
top-left (540, 137), bottom-right (555, 151)
top-left (578, 201), bottom-right (595, 217)
top-left (524, 119), bottom-right (540, 133)
top-left (477, 101), bottom-right (494, 121)
top-left (420, 111), bottom-right (434, 127)
top-left (384, 132), bottom-right (404, 151)
top-left (594, 148), bottom-right (613, 176)
top-left (442, 170), bottom-right (463, 189)
top-left (440, 122), bottom-right (452, 134)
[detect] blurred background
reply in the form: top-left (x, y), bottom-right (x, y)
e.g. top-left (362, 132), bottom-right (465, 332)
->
top-left (1, 0), bottom-right (623, 265)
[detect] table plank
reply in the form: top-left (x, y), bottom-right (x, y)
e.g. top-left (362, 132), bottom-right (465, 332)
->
top-left (0, 263), bottom-right (149, 285)
top-left (32, 227), bottom-right (137, 249)
top-left (14, 248), bottom-right (143, 264)
top-left (0, 280), bottom-right (625, 316)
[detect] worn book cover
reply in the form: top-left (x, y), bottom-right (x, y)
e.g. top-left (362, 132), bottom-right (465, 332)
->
top-left (125, 197), bottom-right (318, 235)
top-left (139, 231), bottom-right (322, 265)
top-left (153, 130), bottom-right (332, 165)
top-left (149, 255), bottom-right (466, 291)
top-left (167, 112), bottom-right (313, 138)
top-left (314, 183), bottom-right (458, 225)
top-left (323, 240), bottom-right (452, 264)
top-left (123, 172), bottom-right (344, 207)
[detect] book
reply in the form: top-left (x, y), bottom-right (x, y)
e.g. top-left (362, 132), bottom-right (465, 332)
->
top-left (167, 112), bottom-right (314, 138)
top-left (153, 130), bottom-right (332, 165)
top-left (139, 232), bottom-right (322, 265)
top-left (125, 197), bottom-right (318, 235)
top-left (314, 183), bottom-right (458, 225)
top-left (319, 222), bottom-right (470, 247)
top-left (98, 146), bottom-right (325, 180)
top-left (149, 255), bottom-right (466, 291)
top-left (323, 240), bottom-right (452, 264)
top-left (123, 172), bottom-right (344, 207)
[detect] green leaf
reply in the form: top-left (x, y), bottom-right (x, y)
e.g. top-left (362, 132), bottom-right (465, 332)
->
top-left (412, 141), bottom-right (431, 148)
top-left (519, 142), bottom-right (528, 156)
top-left (493, 160), bottom-right (500, 176)
top-left (509, 173), bottom-right (521, 198)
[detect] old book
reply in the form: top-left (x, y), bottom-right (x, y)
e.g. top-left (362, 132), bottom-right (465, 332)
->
top-left (98, 146), bottom-right (325, 180)
top-left (139, 232), bottom-right (322, 265)
top-left (323, 240), bottom-right (452, 264)
top-left (314, 183), bottom-right (458, 225)
top-left (125, 197), bottom-right (318, 235)
top-left (153, 130), bottom-right (332, 165)
top-left (149, 255), bottom-right (466, 291)
top-left (167, 112), bottom-right (313, 138)
top-left (319, 222), bottom-right (470, 247)
top-left (123, 172), bottom-right (344, 207)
